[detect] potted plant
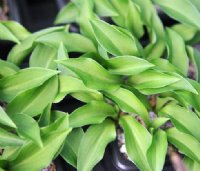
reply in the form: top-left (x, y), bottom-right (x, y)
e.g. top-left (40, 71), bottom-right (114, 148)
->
top-left (1, 0), bottom-right (200, 171)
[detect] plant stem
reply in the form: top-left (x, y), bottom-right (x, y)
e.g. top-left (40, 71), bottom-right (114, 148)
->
top-left (168, 146), bottom-right (188, 171)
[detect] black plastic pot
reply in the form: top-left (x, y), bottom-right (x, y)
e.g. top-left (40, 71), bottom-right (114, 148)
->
top-left (110, 141), bottom-right (175, 171)
top-left (11, 0), bottom-right (59, 32)
top-left (55, 156), bottom-right (107, 171)
top-left (55, 0), bottom-right (69, 10)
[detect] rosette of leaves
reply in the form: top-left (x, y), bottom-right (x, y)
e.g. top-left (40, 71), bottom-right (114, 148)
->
top-left (0, 0), bottom-right (200, 171)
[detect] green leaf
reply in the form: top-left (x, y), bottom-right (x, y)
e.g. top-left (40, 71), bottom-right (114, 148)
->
top-left (0, 22), bottom-right (19, 43)
top-left (153, 0), bottom-right (200, 30)
top-left (36, 32), bottom-right (96, 53)
top-left (90, 19), bottom-right (140, 56)
top-left (57, 58), bottom-right (121, 91)
top-left (160, 104), bottom-right (200, 142)
top-left (145, 41), bottom-right (165, 60)
top-left (111, 0), bottom-right (144, 38)
top-left (0, 60), bottom-right (19, 78)
top-left (61, 128), bottom-right (84, 168)
top-left (77, 119), bottom-right (116, 171)
top-left (104, 87), bottom-right (149, 124)
top-left (50, 110), bottom-right (68, 123)
top-left (128, 71), bottom-right (197, 94)
top-left (128, 70), bottom-right (180, 89)
top-left (150, 117), bottom-right (169, 130)
top-left (54, 2), bottom-right (79, 24)
top-left (0, 146), bottom-right (21, 161)
top-left (11, 114), bottom-right (43, 148)
top-left (107, 56), bottom-right (154, 75)
top-left (176, 79), bottom-right (200, 112)
top-left (166, 127), bottom-right (200, 163)
top-left (0, 128), bottom-right (24, 147)
top-left (131, 0), bottom-right (164, 40)
top-left (7, 26), bottom-right (64, 65)
top-left (0, 21), bottom-right (30, 41)
top-left (172, 24), bottom-right (198, 42)
top-left (0, 21), bottom-right (30, 43)
top-left (41, 114), bottom-right (69, 135)
top-left (55, 75), bottom-right (103, 103)
top-left (69, 101), bottom-right (117, 128)
top-left (94, 0), bottom-right (118, 17)
top-left (166, 28), bottom-right (189, 76)
top-left (190, 0), bottom-right (200, 11)
top-left (9, 128), bottom-right (71, 171)
top-left (0, 107), bottom-right (16, 128)
top-left (119, 115), bottom-right (152, 171)
top-left (57, 43), bottom-right (71, 75)
top-left (151, 58), bottom-right (180, 73)
top-left (184, 157), bottom-right (200, 171)
top-left (147, 130), bottom-right (167, 171)
top-left (7, 76), bottom-right (58, 117)
top-left (38, 104), bottom-right (51, 127)
top-left (125, 1), bottom-right (144, 38)
top-left (29, 44), bottom-right (57, 69)
top-left (0, 68), bottom-right (58, 102)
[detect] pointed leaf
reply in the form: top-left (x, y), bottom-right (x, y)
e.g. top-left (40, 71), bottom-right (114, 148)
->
top-left (176, 79), bottom-right (200, 112)
top-left (9, 128), bottom-right (71, 171)
top-left (54, 2), bottom-right (79, 24)
top-left (30, 44), bottom-right (57, 69)
top-left (107, 56), bottom-right (154, 75)
top-left (150, 117), bottom-right (169, 130)
top-left (0, 23), bottom-right (19, 43)
top-left (69, 101), bottom-right (117, 128)
top-left (153, 0), bottom-right (200, 29)
top-left (147, 130), bottom-right (168, 171)
top-left (128, 70), bottom-right (180, 90)
top-left (90, 19), bottom-right (140, 56)
top-left (38, 104), bottom-right (51, 127)
top-left (55, 75), bottom-right (103, 103)
top-left (172, 24), bottom-right (198, 42)
top-left (119, 115), bottom-right (152, 171)
top-left (0, 68), bottom-right (58, 102)
top-left (7, 76), bottom-right (58, 117)
top-left (0, 60), bottom-right (19, 78)
top-left (0, 107), bottom-right (16, 128)
top-left (0, 146), bottom-right (21, 161)
top-left (104, 88), bottom-right (149, 124)
top-left (41, 114), bottom-right (69, 135)
top-left (166, 28), bottom-right (189, 76)
top-left (0, 21), bottom-right (30, 41)
top-left (160, 104), bottom-right (200, 142)
top-left (36, 32), bottom-right (96, 53)
top-left (7, 26), bottom-right (64, 65)
top-left (77, 119), bottom-right (116, 171)
top-left (0, 128), bottom-right (24, 147)
top-left (61, 128), bottom-right (84, 168)
top-left (167, 127), bottom-right (200, 163)
top-left (11, 114), bottom-right (43, 148)
top-left (57, 58), bottom-right (121, 91)
top-left (94, 0), bottom-right (118, 17)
